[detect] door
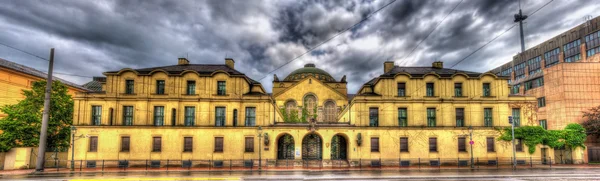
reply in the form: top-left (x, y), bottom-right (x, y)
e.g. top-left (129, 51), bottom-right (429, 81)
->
top-left (331, 135), bottom-right (347, 160)
top-left (277, 134), bottom-right (295, 160)
top-left (302, 134), bottom-right (322, 160)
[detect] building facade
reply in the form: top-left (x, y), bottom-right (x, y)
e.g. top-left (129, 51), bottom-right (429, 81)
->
top-left (69, 57), bottom-right (565, 168)
top-left (490, 16), bottom-right (600, 162)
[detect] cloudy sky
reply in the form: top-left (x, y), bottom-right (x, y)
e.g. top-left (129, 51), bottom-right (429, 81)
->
top-left (0, 0), bottom-right (598, 93)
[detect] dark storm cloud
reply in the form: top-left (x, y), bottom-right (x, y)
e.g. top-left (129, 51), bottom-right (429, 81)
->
top-left (0, 0), bottom-right (598, 93)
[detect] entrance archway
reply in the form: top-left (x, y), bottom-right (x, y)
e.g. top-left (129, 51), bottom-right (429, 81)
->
top-left (331, 134), bottom-right (347, 160)
top-left (302, 133), bottom-right (322, 160)
top-left (277, 134), bottom-right (295, 160)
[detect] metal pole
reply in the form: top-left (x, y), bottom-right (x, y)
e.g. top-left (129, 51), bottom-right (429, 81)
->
top-left (511, 118), bottom-right (516, 169)
top-left (517, 9), bottom-right (526, 52)
top-left (259, 134), bottom-right (262, 171)
top-left (470, 130), bottom-right (474, 169)
top-left (35, 48), bottom-right (54, 172)
top-left (70, 133), bottom-right (75, 171)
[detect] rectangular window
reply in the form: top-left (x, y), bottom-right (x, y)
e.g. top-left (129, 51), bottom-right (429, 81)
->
top-left (217, 81), bottom-right (226, 95)
top-left (501, 68), bottom-right (512, 77)
top-left (184, 137), bottom-right (193, 152)
top-left (91, 106), bottom-right (102, 125)
top-left (586, 31), bottom-right (600, 55)
top-left (524, 77), bottom-right (544, 91)
top-left (398, 108), bottom-right (407, 127)
top-left (539, 119), bottom-right (548, 130)
top-left (458, 137), bottom-right (466, 152)
top-left (125, 80), bottom-right (134, 94)
top-left (156, 80), bottom-right (165, 95)
top-left (370, 137), bottom-right (379, 152)
top-left (214, 137), bottom-right (224, 152)
top-left (483, 83), bottom-right (491, 96)
top-left (245, 137), bottom-right (254, 152)
top-left (537, 97), bottom-right (546, 108)
top-left (426, 83), bottom-right (434, 96)
top-left (512, 108), bottom-right (521, 127)
top-left (527, 56), bottom-right (543, 74)
top-left (454, 83), bottom-right (462, 97)
top-left (565, 39), bottom-right (583, 62)
top-left (516, 139), bottom-right (523, 152)
top-left (184, 106), bottom-right (195, 126)
top-left (215, 107), bottom-right (225, 126)
top-left (123, 106), bottom-right (133, 126)
top-left (152, 137), bottom-right (161, 152)
top-left (486, 137), bottom-right (495, 152)
top-left (245, 107), bottom-right (256, 126)
top-left (397, 83), bottom-right (406, 96)
top-left (544, 49), bottom-right (560, 67)
top-left (511, 84), bottom-right (521, 94)
top-left (121, 136), bottom-right (130, 152)
top-left (369, 108), bottom-right (378, 127)
top-left (400, 137), bottom-right (408, 152)
top-left (514, 62), bottom-right (526, 80)
top-left (187, 81), bottom-right (196, 95)
top-left (233, 109), bottom-right (238, 127)
top-left (427, 108), bottom-right (436, 127)
top-left (455, 108), bottom-right (464, 127)
top-left (484, 108), bottom-right (493, 127)
top-left (89, 136), bottom-right (98, 152)
top-left (154, 106), bottom-right (164, 126)
top-left (429, 137), bottom-right (437, 152)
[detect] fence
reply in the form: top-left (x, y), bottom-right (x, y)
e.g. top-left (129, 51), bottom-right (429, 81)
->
top-left (38, 157), bottom-right (586, 172)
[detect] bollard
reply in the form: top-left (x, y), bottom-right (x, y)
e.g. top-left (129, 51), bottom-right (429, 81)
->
top-left (79, 160), bottom-right (82, 171)
top-left (418, 158), bottom-right (421, 169)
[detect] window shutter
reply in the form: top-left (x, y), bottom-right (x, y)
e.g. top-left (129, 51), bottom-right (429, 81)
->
top-left (215, 137), bottom-right (224, 152)
top-left (371, 138), bottom-right (379, 152)
top-left (153, 137), bottom-right (161, 152)
top-left (245, 137), bottom-right (254, 152)
top-left (184, 137), bottom-right (193, 152)
top-left (458, 137), bottom-right (466, 152)
top-left (400, 137), bottom-right (408, 152)
top-left (121, 137), bottom-right (130, 152)
top-left (89, 136), bottom-right (98, 152)
top-left (429, 138), bottom-right (437, 152)
top-left (487, 137), bottom-right (494, 152)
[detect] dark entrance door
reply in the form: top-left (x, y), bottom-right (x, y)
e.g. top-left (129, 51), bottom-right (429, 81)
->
top-left (302, 133), bottom-right (322, 160)
top-left (277, 134), bottom-right (295, 160)
top-left (541, 148), bottom-right (548, 164)
top-left (331, 135), bottom-right (347, 160)
top-left (589, 148), bottom-right (600, 163)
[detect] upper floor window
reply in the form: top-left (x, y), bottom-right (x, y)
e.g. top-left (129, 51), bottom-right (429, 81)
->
top-left (122, 106), bottom-right (133, 126)
top-left (245, 107), bottom-right (256, 126)
top-left (586, 31), bottom-right (600, 57)
top-left (429, 137), bottom-right (437, 152)
top-left (512, 108), bottom-right (521, 127)
top-left (184, 106), bottom-right (195, 126)
top-left (528, 56), bottom-right (542, 74)
top-left (304, 95), bottom-right (316, 117)
top-left (426, 83), bottom-right (434, 97)
top-left (454, 83), bottom-right (462, 97)
top-left (125, 80), bottom-right (134, 94)
top-left (514, 62), bottom-right (526, 80)
top-left (215, 107), bottom-right (225, 127)
top-left (217, 81), bottom-right (226, 95)
top-left (500, 68), bottom-right (512, 77)
top-left (539, 119), bottom-right (548, 130)
top-left (524, 77), bottom-right (544, 91)
top-left (91, 106), bottom-right (102, 125)
top-left (156, 80), bottom-right (165, 95)
top-left (482, 83), bottom-right (491, 96)
top-left (233, 109), bottom-right (238, 127)
top-left (484, 108), bottom-right (493, 127)
top-left (537, 97), bottom-right (546, 108)
top-left (324, 101), bottom-right (336, 122)
top-left (186, 81), bottom-right (196, 95)
top-left (427, 108), bottom-right (436, 127)
top-left (544, 48), bottom-right (560, 67)
top-left (564, 39), bottom-right (582, 62)
top-left (398, 108), bottom-right (407, 127)
top-left (397, 83), bottom-right (406, 96)
top-left (285, 101), bottom-right (297, 116)
top-left (369, 108), bottom-right (378, 127)
top-left (455, 108), bottom-right (464, 127)
top-left (511, 84), bottom-right (520, 94)
top-left (171, 108), bottom-right (176, 126)
top-left (154, 106), bottom-right (164, 126)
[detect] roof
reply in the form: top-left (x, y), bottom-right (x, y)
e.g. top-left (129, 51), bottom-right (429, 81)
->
top-left (283, 63), bottom-right (335, 82)
top-left (363, 66), bottom-right (502, 86)
top-left (82, 80), bottom-right (103, 92)
top-left (104, 64), bottom-right (261, 84)
top-left (0, 58), bottom-right (89, 91)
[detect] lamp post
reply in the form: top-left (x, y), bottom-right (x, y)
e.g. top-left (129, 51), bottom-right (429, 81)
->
top-left (510, 116), bottom-right (516, 169)
top-left (70, 126), bottom-right (77, 171)
top-left (469, 126), bottom-right (474, 169)
top-left (257, 126), bottom-right (263, 171)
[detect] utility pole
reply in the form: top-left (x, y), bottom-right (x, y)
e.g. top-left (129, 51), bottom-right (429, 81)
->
top-left (35, 48), bottom-right (54, 172)
top-left (509, 116), bottom-right (516, 169)
top-left (515, 9), bottom-right (528, 52)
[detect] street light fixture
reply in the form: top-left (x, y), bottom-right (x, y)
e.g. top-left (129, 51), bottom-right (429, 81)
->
top-left (468, 126), bottom-right (474, 169)
top-left (257, 126), bottom-right (263, 171)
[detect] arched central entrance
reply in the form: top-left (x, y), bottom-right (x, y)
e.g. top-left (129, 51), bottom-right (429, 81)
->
top-left (331, 135), bottom-right (347, 160)
top-left (302, 133), bottom-right (322, 160)
top-left (277, 134), bottom-right (295, 160)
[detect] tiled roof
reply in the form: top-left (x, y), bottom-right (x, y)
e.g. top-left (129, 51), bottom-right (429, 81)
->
top-left (82, 80), bottom-right (103, 92)
top-left (105, 64), bottom-right (260, 84)
top-left (0, 58), bottom-right (89, 91)
top-left (363, 66), bottom-right (503, 86)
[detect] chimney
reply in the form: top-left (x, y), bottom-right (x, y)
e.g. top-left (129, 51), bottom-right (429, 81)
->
top-left (225, 58), bottom-right (235, 69)
top-left (432, 61), bottom-right (443, 69)
top-left (384, 61), bottom-right (394, 73)
top-left (178, 57), bottom-right (189, 65)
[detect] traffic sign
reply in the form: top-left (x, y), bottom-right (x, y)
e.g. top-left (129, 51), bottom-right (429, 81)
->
top-left (469, 140), bottom-right (474, 145)
top-left (508, 116), bottom-right (513, 124)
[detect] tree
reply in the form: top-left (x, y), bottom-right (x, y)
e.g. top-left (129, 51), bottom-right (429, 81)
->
top-left (582, 105), bottom-right (600, 137)
top-left (0, 80), bottom-right (73, 152)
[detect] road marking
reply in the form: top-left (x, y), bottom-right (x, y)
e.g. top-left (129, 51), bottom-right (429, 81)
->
top-left (70, 178), bottom-right (239, 181)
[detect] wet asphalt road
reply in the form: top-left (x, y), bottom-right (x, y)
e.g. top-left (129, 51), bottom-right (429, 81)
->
top-left (3, 168), bottom-right (600, 180)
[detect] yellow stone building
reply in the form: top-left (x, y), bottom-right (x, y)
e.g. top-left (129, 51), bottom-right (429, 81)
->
top-left (71, 58), bottom-right (574, 168)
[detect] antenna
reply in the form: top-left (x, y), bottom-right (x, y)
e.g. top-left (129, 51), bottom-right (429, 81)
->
top-left (584, 15), bottom-right (593, 27)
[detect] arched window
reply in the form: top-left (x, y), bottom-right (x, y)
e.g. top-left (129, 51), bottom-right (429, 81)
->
top-left (285, 100), bottom-right (297, 115)
top-left (324, 101), bottom-right (336, 122)
top-left (304, 94), bottom-right (316, 116)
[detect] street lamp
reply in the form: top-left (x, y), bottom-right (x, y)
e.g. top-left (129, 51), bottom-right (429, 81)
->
top-left (469, 126), bottom-right (474, 169)
top-left (257, 126), bottom-right (263, 171)
top-left (70, 126), bottom-right (77, 171)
